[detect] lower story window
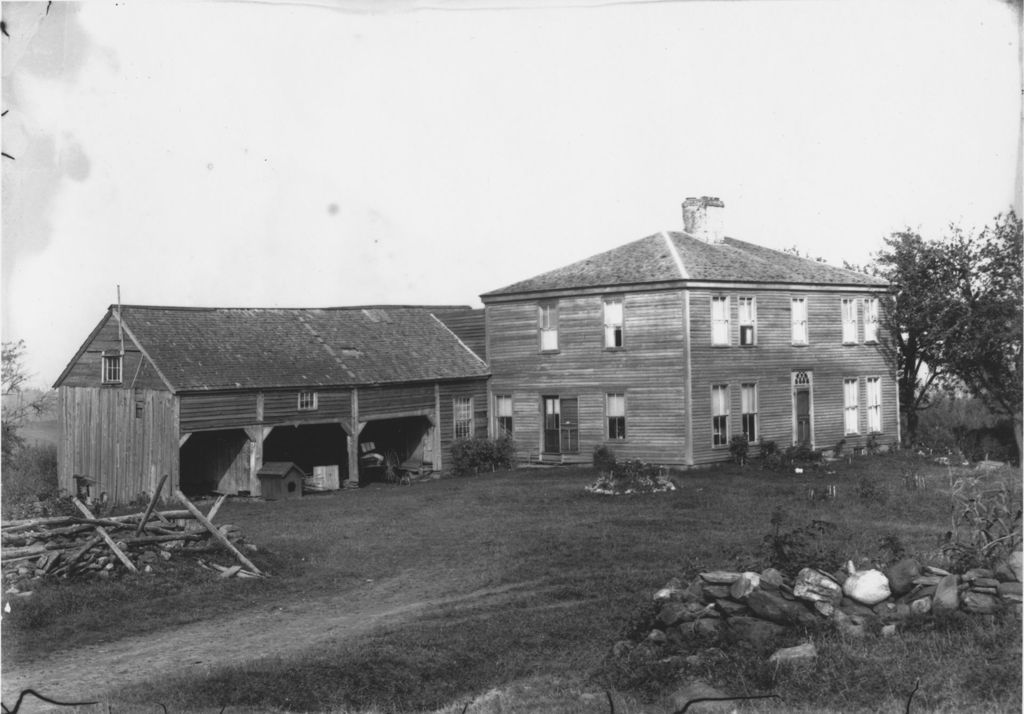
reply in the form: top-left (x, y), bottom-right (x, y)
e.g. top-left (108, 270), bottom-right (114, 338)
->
top-left (454, 396), bottom-right (474, 439)
top-left (712, 384), bottom-right (729, 447)
top-left (866, 377), bottom-right (882, 432)
top-left (843, 378), bottom-right (859, 434)
top-left (607, 393), bottom-right (626, 439)
top-left (741, 382), bottom-right (757, 442)
top-left (495, 394), bottom-right (513, 437)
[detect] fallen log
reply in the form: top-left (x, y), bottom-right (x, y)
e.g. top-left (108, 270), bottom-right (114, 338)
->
top-left (72, 498), bottom-right (138, 574)
top-left (135, 473), bottom-right (169, 536)
top-left (175, 490), bottom-right (262, 576)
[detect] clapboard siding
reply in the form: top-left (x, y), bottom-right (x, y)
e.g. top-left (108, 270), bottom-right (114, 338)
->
top-left (263, 389), bottom-right (351, 424)
top-left (438, 379), bottom-right (489, 467)
top-left (486, 291), bottom-right (688, 464)
top-left (179, 392), bottom-right (259, 432)
top-left (359, 384), bottom-right (436, 419)
top-left (687, 288), bottom-right (898, 464)
top-left (58, 318), bottom-right (167, 390)
top-left (58, 386), bottom-right (178, 504)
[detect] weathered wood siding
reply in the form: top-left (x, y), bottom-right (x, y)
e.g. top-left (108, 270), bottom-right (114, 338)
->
top-left (359, 384), bottom-right (436, 419)
top-left (438, 379), bottom-right (489, 468)
top-left (179, 392), bottom-right (259, 432)
top-left (434, 308), bottom-right (487, 360)
top-left (58, 386), bottom-right (179, 504)
top-left (57, 317), bottom-right (166, 390)
top-left (263, 389), bottom-right (351, 424)
top-left (485, 291), bottom-right (688, 464)
top-left (687, 288), bottom-right (898, 464)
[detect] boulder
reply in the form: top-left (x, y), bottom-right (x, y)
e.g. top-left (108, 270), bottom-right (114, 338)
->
top-left (746, 589), bottom-right (819, 626)
top-left (813, 601), bottom-right (835, 618)
top-left (962, 567), bottom-right (995, 582)
top-left (910, 596), bottom-right (932, 615)
top-left (842, 566), bottom-right (892, 605)
top-left (701, 583), bottom-right (733, 601)
top-left (729, 572), bottom-right (761, 599)
top-left (932, 574), bottom-right (960, 615)
top-left (691, 618), bottom-right (724, 637)
top-left (760, 568), bottom-right (785, 589)
top-left (962, 591), bottom-right (999, 614)
top-left (885, 558), bottom-right (921, 596)
top-left (793, 568), bottom-right (843, 607)
top-left (768, 642), bottom-right (817, 666)
top-left (654, 577), bottom-right (685, 602)
top-left (997, 581), bottom-right (1023, 601)
top-left (726, 616), bottom-right (786, 649)
top-left (969, 578), bottom-right (1000, 589)
top-left (700, 570), bottom-right (742, 584)
top-left (715, 598), bottom-right (747, 616)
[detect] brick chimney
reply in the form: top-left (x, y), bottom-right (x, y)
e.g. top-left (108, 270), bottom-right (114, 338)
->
top-left (682, 196), bottom-right (725, 244)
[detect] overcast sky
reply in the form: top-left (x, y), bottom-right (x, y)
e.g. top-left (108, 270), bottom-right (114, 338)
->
top-left (2, 0), bottom-right (1020, 387)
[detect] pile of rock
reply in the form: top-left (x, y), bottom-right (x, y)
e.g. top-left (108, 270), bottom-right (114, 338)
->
top-left (616, 552), bottom-right (1023, 663)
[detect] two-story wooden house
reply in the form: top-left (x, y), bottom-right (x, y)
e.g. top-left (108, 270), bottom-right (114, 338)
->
top-left (53, 305), bottom-right (488, 502)
top-left (480, 197), bottom-right (897, 466)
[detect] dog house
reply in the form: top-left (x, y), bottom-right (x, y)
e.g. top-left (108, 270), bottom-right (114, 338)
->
top-left (257, 462), bottom-right (305, 500)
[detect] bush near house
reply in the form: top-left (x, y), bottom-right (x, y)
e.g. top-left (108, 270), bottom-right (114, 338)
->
top-left (1, 443), bottom-right (63, 519)
top-left (449, 435), bottom-right (516, 476)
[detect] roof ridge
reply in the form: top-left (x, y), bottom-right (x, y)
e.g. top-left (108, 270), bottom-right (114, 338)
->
top-left (116, 304), bottom-right (474, 312)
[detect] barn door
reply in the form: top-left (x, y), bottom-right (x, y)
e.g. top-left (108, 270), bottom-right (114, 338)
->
top-left (560, 397), bottom-right (579, 454)
top-left (543, 396), bottom-right (560, 453)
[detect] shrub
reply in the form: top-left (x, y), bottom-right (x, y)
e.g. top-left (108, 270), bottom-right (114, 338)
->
top-left (728, 434), bottom-right (749, 465)
top-left (761, 507), bottom-right (844, 576)
top-left (593, 444), bottom-right (616, 474)
top-left (942, 473), bottom-right (1022, 570)
top-left (2, 443), bottom-right (60, 517)
top-left (449, 436), bottom-right (515, 477)
top-left (586, 460), bottom-right (675, 495)
top-left (917, 394), bottom-right (1017, 463)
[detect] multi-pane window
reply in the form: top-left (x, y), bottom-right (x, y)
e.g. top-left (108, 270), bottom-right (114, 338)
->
top-left (738, 297), bottom-right (756, 346)
top-left (711, 296), bottom-right (730, 345)
top-left (603, 299), bottom-right (624, 348)
top-left (454, 396), bottom-right (474, 439)
top-left (791, 297), bottom-right (808, 344)
top-left (841, 298), bottom-right (859, 344)
top-left (607, 393), bottom-right (626, 439)
top-left (495, 395), bottom-right (513, 437)
top-left (539, 303), bottom-right (558, 351)
top-left (866, 377), bottom-right (882, 432)
top-left (843, 379), bottom-right (859, 434)
top-left (101, 354), bottom-right (123, 384)
top-left (740, 383), bottom-right (758, 441)
top-left (863, 298), bottom-right (880, 342)
top-left (711, 384), bottom-right (729, 446)
top-left (297, 391), bottom-right (318, 410)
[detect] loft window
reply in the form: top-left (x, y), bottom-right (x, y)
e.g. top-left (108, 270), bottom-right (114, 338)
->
top-left (791, 297), bottom-right (808, 345)
top-left (102, 354), bottom-right (123, 384)
top-left (297, 391), bottom-right (318, 410)
top-left (606, 393), bottom-right (626, 439)
top-left (841, 298), bottom-right (859, 344)
top-left (866, 377), bottom-right (882, 433)
top-left (711, 296), bottom-right (730, 345)
top-left (843, 378), bottom-right (859, 435)
top-left (711, 384), bottom-right (729, 447)
top-left (454, 396), bottom-right (474, 439)
top-left (603, 299), bottom-right (624, 348)
top-left (741, 382), bottom-right (758, 442)
top-left (738, 297), bottom-right (756, 346)
top-left (863, 297), bottom-right (880, 342)
top-left (495, 394), bottom-right (513, 437)
top-left (538, 303), bottom-right (558, 351)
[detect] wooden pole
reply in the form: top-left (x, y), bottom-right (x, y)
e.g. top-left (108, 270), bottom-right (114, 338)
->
top-left (71, 498), bottom-right (138, 573)
top-left (174, 489), bottom-right (263, 576)
top-left (135, 473), bottom-right (169, 536)
top-left (206, 494), bottom-right (227, 523)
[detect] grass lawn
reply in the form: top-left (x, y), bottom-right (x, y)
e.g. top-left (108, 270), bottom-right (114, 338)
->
top-left (3, 452), bottom-right (1021, 712)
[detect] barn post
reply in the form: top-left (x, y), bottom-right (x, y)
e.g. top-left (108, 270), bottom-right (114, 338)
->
top-left (345, 388), bottom-right (360, 488)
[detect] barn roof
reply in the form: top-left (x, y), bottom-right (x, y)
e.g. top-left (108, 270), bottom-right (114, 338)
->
top-left (62, 305), bottom-right (489, 392)
top-left (482, 231), bottom-right (888, 298)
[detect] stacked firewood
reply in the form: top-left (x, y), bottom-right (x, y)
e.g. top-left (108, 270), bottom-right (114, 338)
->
top-left (2, 487), bottom-right (263, 595)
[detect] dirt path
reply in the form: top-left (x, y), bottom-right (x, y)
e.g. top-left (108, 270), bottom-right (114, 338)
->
top-left (1, 578), bottom-right (555, 712)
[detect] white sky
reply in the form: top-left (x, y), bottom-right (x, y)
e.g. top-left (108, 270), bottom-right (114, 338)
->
top-left (2, 0), bottom-right (1021, 387)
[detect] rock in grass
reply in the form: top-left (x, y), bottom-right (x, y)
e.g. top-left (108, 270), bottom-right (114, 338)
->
top-left (997, 581), bottom-right (1023, 601)
top-left (746, 589), bottom-right (819, 626)
top-left (658, 601), bottom-right (708, 627)
top-left (842, 567), bottom-right (892, 606)
top-left (963, 591), bottom-right (999, 614)
top-left (715, 598), bottom-right (747, 616)
top-left (768, 642), bottom-right (817, 666)
top-left (759, 567), bottom-right (785, 589)
top-left (691, 618), bottom-right (723, 637)
top-left (701, 583), bottom-right (732, 601)
top-left (881, 623), bottom-right (898, 637)
top-left (700, 570), bottom-right (742, 584)
top-left (726, 616), bottom-right (786, 649)
top-left (963, 567), bottom-right (995, 582)
top-left (654, 577), bottom-right (685, 602)
top-left (793, 568), bottom-right (843, 607)
top-left (933, 574), bottom-right (960, 615)
top-left (729, 572), bottom-right (760, 599)
top-left (910, 596), bottom-right (932, 615)
top-left (646, 628), bottom-right (667, 644)
top-left (833, 608), bottom-right (870, 638)
top-left (885, 558), bottom-right (922, 596)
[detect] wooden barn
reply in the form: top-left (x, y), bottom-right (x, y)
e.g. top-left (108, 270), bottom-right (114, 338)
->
top-left (480, 197), bottom-right (899, 466)
top-left (53, 305), bottom-right (488, 503)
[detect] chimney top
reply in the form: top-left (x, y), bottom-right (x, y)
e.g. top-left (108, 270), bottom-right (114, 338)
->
top-left (682, 196), bottom-right (726, 244)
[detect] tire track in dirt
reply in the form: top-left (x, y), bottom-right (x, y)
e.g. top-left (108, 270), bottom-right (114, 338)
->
top-left (1, 578), bottom-right (555, 711)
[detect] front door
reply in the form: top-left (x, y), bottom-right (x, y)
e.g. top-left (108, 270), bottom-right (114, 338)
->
top-left (542, 396), bottom-right (579, 454)
top-left (543, 396), bottom-right (560, 453)
top-left (793, 371), bottom-right (813, 446)
top-left (560, 397), bottom-right (579, 454)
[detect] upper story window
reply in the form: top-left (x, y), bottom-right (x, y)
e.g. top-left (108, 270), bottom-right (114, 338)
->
top-left (841, 298), bottom-right (859, 344)
top-left (711, 296), bottom-right (730, 345)
top-left (863, 297), bottom-right (880, 343)
top-left (791, 297), bottom-right (808, 345)
top-left (454, 396), bottom-right (474, 439)
top-left (606, 393), bottom-right (626, 439)
top-left (711, 384), bottom-right (730, 447)
top-left (843, 378), bottom-right (859, 434)
top-left (538, 303), bottom-right (558, 352)
top-left (495, 394), bottom-right (513, 437)
top-left (866, 377), bottom-right (882, 432)
top-left (603, 299), bottom-right (624, 348)
top-left (101, 354), bottom-right (123, 384)
top-left (297, 391), bottom-right (318, 410)
top-left (738, 297), bottom-right (756, 346)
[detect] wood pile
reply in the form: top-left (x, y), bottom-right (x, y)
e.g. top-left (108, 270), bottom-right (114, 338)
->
top-left (2, 486), bottom-right (263, 595)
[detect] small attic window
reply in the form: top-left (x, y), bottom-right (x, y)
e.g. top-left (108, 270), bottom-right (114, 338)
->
top-left (298, 391), bottom-right (318, 411)
top-left (102, 354), bottom-right (123, 384)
